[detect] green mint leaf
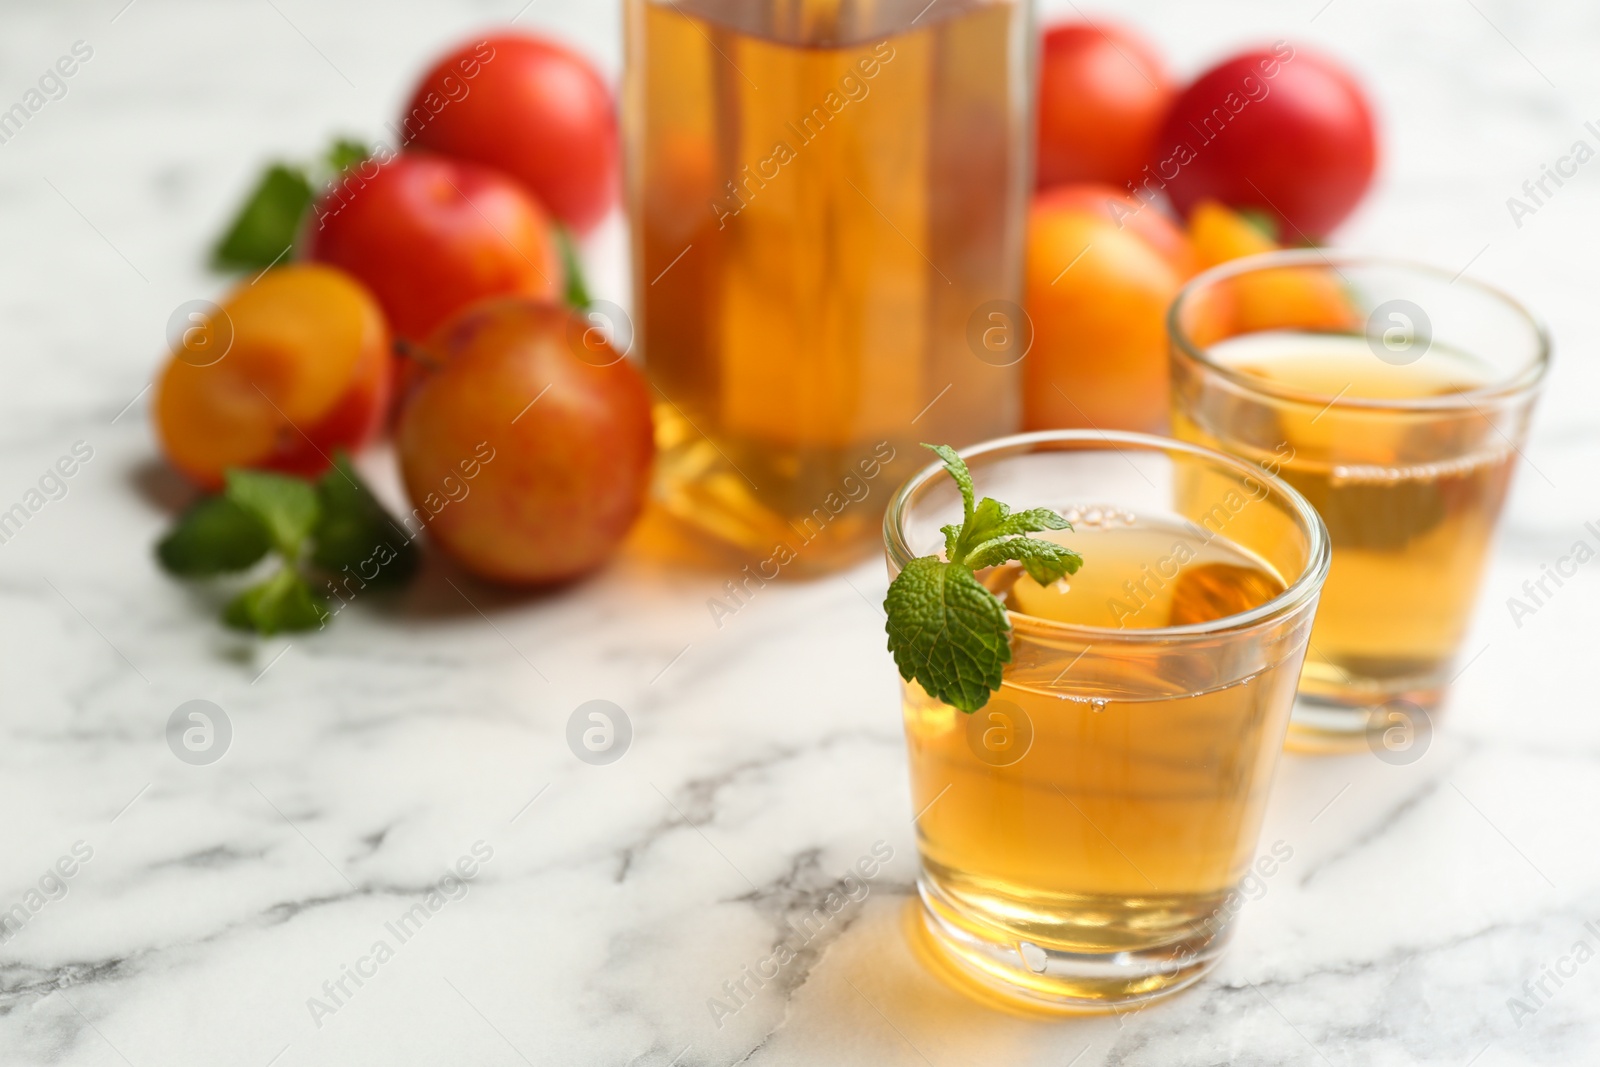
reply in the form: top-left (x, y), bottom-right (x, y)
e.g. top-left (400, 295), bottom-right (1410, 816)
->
top-left (156, 496), bottom-right (273, 577)
top-left (886, 443), bottom-right (1086, 714)
top-left (211, 163), bottom-right (312, 272)
top-left (323, 138), bottom-right (369, 178)
top-left (965, 536), bottom-right (1083, 587)
top-left (923, 444), bottom-right (975, 528)
top-left (224, 566), bottom-right (329, 635)
top-left (884, 557), bottom-right (1012, 714)
top-left (312, 454), bottom-right (418, 588)
top-left (970, 496), bottom-right (1009, 534)
top-left (556, 226), bottom-right (592, 310)
top-left (951, 496), bottom-right (1008, 562)
top-left (938, 521), bottom-right (963, 562)
top-left (987, 507), bottom-right (1071, 538)
top-left (224, 469), bottom-right (319, 560)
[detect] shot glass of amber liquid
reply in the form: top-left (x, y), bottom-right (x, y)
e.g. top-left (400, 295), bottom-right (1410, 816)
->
top-left (1169, 252), bottom-right (1549, 750)
top-left (885, 431), bottom-right (1329, 1012)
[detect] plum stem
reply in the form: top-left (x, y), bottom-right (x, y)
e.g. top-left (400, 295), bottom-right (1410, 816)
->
top-left (393, 338), bottom-right (442, 371)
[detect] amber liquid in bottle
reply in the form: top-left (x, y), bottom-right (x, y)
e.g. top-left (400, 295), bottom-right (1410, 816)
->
top-left (625, 0), bottom-right (1027, 571)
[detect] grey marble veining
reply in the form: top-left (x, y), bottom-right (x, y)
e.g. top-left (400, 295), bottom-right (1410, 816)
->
top-left (1, 0), bottom-right (1598, 1064)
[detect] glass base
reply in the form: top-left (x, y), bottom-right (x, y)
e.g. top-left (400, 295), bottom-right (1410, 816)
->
top-left (1287, 663), bottom-right (1445, 755)
top-left (910, 876), bottom-right (1226, 1014)
top-left (651, 402), bottom-right (887, 576)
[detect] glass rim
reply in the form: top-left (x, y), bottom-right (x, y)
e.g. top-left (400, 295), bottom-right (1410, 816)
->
top-left (1167, 249), bottom-right (1552, 412)
top-left (882, 430), bottom-right (1332, 642)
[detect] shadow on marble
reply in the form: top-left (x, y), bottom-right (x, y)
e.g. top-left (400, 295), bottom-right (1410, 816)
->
top-left (709, 895), bottom-right (1132, 1067)
top-left (125, 455), bottom-right (197, 517)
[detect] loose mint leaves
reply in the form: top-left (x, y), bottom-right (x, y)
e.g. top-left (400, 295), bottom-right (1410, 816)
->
top-left (156, 453), bottom-right (414, 635)
top-left (211, 164), bottom-right (313, 272)
top-left (883, 444), bottom-right (1084, 713)
top-left (323, 138), bottom-right (370, 177)
top-left (223, 567), bottom-right (329, 636)
top-left (312, 455), bottom-right (418, 587)
top-left (210, 138), bottom-right (371, 272)
top-left (226, 469), bottom-right (319, 558)
top-left (157, 496), bottom-right (273, 577)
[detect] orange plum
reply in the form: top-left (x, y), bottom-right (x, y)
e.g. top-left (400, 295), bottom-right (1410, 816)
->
top-left (154, 264), bottom-right (390, 489)
top-left (397, 299), bottom-right (654, 584)
top-left (1023, 200), bottom-right (1183, 434)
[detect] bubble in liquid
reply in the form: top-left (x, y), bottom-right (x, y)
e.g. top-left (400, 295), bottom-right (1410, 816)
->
top-left (1016, 940), bottom-right (1049, 973)
top-left (1061, 504), bottom-right (1138, 529)
top-left (1089, 698), bottom-right (1108, 714)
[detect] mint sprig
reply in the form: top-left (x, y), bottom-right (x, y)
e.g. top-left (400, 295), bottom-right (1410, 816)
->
top-left (883, 444), bottom-right (1083, 713)
top-left (157, 496), bottom-right (272, 577)
top-left (226, 469), bottom-right (319, 559)
top-left (223, 566), bottom-right (329, 636)
top-left (156, 453), bottom-right (416, 635)
top-left (210, 138), bottom-right (371, 272)
top-left (311, 457), bottom-right (418, 588)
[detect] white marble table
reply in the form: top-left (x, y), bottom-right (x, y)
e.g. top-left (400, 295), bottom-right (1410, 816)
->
top-left (3, 1), bottom-right (1598, 1064)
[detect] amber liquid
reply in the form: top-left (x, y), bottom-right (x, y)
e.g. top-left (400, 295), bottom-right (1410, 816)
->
top-left (1173, 332), bottom-right (1514, 706)
top-left (903, 515), bottom-right (1298, 1000)
top-left (624, 0), bottom-right (1026, 571)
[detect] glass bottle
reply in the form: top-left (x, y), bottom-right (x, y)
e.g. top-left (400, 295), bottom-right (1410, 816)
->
top-left (624, 0), bottom-right (1036, 572)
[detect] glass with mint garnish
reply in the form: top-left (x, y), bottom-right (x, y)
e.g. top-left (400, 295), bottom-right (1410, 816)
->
top-left (882, 432), bottom-right (1329, 1012)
